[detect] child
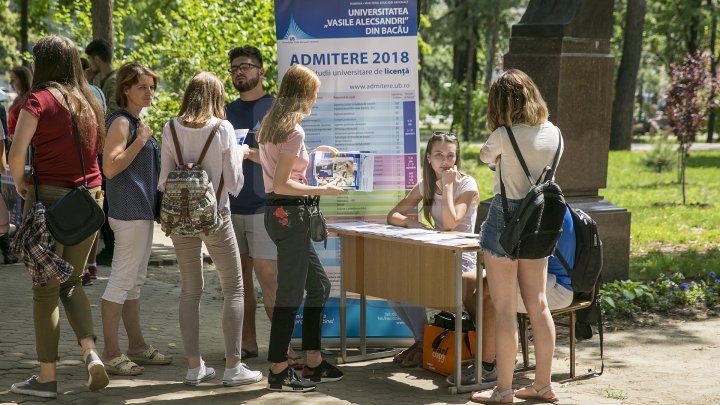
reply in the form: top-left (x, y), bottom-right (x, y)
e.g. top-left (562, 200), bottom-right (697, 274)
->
top-left (386, 132), bottom-right (479, 368)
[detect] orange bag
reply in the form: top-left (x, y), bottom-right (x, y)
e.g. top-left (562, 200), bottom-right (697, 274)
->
top-left (422, 324), bottom-right (476, 376)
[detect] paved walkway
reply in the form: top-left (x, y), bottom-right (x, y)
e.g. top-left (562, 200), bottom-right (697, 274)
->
top-left (0, 226), bottom-right (719, 404)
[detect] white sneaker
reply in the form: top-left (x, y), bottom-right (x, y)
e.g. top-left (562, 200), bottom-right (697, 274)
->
top-left (223, 363), bottom-right (263, 386)
top-left (184, 361), bottom-right (216, 385)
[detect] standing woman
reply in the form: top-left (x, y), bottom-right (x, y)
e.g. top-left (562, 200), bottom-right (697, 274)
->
top-left (100, 62), bottom-right (172, 376)
top-left (8, 35), bottom-right (109, 398)
top-left (158, 72), bottom-right (262, 387)
top-left (471, 69), bottom-right (562, 404)
top-left (7, 65), bottom-right (33, 138)
top-left (258, 64), bottom-right (345, 393)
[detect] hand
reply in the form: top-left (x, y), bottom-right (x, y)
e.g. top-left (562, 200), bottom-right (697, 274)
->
top-left (239, 144), bottom-right (250, 158)
top-left (136, 121), bottom-right (153, 144)
top-left (321, 178), bottom-right (346, 195)
top-left (313, 145), bottom-right (339, 155)
top-left (441, 165), bottom-right (460, 186)
top-left (15, 180), bottom-right (27, 200)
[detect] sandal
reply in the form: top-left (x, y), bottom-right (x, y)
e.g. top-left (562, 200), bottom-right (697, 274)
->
top-left (393, 342), bottom-right (419, 364)
top-left (470, 387), bottom-right (514, 404)
top-left (400, 345), bottom-right (422, 368)
top-left (241, 348), bottom-right (259, 359)
top-left (514, 384), bottom-right (559, 403)
top-left (104, 354), bottom-right (144, 376)
top-left (127, 345), bottom-right (173, 365)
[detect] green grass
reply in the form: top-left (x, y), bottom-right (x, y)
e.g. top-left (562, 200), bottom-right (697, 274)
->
top-left (460, 145), bottom-right (720, 281)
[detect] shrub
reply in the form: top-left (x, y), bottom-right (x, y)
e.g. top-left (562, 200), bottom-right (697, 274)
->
top-left (640, 131), bottom-right (676, 173)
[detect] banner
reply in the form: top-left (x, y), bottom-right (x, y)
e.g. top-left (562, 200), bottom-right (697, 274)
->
top-left (274, 0), bottom-right (419, 339)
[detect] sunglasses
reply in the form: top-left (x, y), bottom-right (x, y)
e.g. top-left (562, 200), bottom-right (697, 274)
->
top-left (431, 132), bottom-right (457, 140)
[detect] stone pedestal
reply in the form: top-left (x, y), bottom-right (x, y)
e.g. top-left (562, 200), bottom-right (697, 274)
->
top-left (487, 0), bottom-right (631, 280)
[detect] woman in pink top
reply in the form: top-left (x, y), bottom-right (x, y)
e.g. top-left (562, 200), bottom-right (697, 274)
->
top-left (258, 65), bottom-right (345, 393)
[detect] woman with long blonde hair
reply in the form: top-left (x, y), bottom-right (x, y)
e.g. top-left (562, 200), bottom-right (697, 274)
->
top-left (158, 71), bottom-right (262, 386)
top-left (258, 64), bottom-right (345, 392)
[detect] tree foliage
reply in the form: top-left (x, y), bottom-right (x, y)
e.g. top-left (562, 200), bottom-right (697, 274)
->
top-left (0, 0), bottom-right (21, 67)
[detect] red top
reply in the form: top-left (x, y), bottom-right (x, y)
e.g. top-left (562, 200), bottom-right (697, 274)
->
top-left (22, 89), bottom-right (102, 189)
top-left (7, 98), bottom-right (21, 136)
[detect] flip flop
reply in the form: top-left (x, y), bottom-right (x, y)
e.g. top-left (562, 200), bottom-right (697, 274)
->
top-left (241, 349), bottom-right (258, 359)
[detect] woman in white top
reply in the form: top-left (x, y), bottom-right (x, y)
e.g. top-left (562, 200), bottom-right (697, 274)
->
top-left (386, 132), bottom-right (479, 368)
top-left (158, 72), bottom-right (262, 387)
top-left (471, 69), bottom-right (562, 404)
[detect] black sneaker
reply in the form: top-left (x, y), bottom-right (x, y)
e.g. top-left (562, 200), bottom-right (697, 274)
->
top-left (10, 375), bottom-right (57, 398)
top-left (301, 360), bottom-right (344, 383)
top-left (267, 366), bottom-right (316, 392)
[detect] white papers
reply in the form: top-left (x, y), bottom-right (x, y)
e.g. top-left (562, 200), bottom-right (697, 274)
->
top-left (328, 221), bottom-right (479, 247)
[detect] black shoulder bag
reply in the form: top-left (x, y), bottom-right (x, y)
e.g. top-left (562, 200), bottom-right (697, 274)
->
top-left (43, 91), bottom-right (105, 246)
top-left (307, 195), bottom-right (328, 248)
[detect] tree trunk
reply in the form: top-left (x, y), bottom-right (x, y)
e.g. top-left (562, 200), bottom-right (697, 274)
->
top-left (483, 14), bottom-right (499, 91)
top-left (20, 0), bottom-right (28, 55)
top-left (707, 0), bottom-right (717, 143)
top-left (91, 0), bottom-right (114, 45)
top-left (610, 0), bottom-right (647, 150)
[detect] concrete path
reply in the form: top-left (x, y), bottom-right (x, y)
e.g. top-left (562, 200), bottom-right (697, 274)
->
top-left (0, 227), bottom-right (718, 404)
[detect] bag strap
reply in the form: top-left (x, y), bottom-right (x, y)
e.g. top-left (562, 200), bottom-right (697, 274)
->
top-left (197, 121), bottom-right (223, 165)
top-left (169, 120), bottom-right (185, 166)
top-left (60, 90), bottom-right (89, 187)
top-left (169, 119), bottom-right (225, 201)
top-left (498, 126), bottom-right (564, 225)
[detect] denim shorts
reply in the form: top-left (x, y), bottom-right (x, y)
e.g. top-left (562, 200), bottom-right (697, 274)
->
top-left (480, 194), bottom-right (522, 260)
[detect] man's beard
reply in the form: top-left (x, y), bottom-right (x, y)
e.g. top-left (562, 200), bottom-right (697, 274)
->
top-left (233, 75), bottom-right (260, 93)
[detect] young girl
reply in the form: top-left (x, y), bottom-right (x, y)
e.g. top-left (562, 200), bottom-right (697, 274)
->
top-left (158, 72), bottom-right (262, 387)
top-left (471, 69), bottom-right (563, 404)
top-left (386, 132), bottom-right (479, 368)
top-left (258, 64), bottom-right (345, 392)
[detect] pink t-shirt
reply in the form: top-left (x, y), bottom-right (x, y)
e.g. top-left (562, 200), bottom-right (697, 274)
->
top-left (259, 124), bottom-right (310, 193)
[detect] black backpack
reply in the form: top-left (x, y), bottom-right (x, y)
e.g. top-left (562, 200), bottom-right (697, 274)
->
top-left (499, 127), bottom-right (566, 259)
top-left (554, 207), bottom-right (603, 293)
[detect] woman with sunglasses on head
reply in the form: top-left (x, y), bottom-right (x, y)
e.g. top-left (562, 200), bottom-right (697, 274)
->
top-left (8, 35), bottom-right (109, 399)
top-left (386, 132), bottom-right (479, 368)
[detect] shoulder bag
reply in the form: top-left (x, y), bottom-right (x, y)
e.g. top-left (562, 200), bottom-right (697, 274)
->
top-left (307, 195), bottom-right (328, 248)
top-left (43, 91), bottom-right (105, 246)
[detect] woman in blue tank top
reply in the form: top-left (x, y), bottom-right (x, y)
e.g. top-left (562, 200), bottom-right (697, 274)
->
top-left (99, 62), bottom-right (172, 376)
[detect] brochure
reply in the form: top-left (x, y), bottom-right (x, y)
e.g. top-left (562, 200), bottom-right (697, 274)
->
top-left (308, 151), bottom-right (374, 191)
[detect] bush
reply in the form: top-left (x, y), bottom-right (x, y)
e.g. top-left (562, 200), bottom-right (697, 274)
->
top-left (640, 132), bottom-right (676, 173)
top-left (600, 270), bottom-right (720, 319)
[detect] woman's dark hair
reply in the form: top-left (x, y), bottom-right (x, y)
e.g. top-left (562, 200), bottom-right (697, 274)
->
top-left (31, 35), bottom-right (105, 149)
top-left (421, 132), bottom-right (463, 225)
top-left (10, 65), bottom-right (33, 97)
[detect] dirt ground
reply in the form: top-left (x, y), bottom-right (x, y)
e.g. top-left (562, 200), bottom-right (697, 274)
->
top-left (144, 265), bottom-right (720, 404)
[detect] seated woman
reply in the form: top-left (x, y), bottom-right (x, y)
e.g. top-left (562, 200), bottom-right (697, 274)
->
top-left (386, 132), bottom-right (479, 368)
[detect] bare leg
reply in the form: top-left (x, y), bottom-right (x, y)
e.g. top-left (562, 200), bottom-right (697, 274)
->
top-left (240, 253), bottom-right (257, 354)
top-left (462, 271), bottom-right (496, 364)
top-left (484, 252), bottom-right (519, 393)
top-left (122, 299), bottom-right (149, 354)
top-left (517, 258), bottom-right (556, 395)
top-left (253, 258), bottom-right (278, 320)
top-left (101, 299), bottom-right (125, 360)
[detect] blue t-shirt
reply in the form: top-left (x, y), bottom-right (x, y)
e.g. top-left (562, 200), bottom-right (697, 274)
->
top-left (225, 94), bottom-right (275, 214)
top-left (548, 207), bottom-right (575, 292)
